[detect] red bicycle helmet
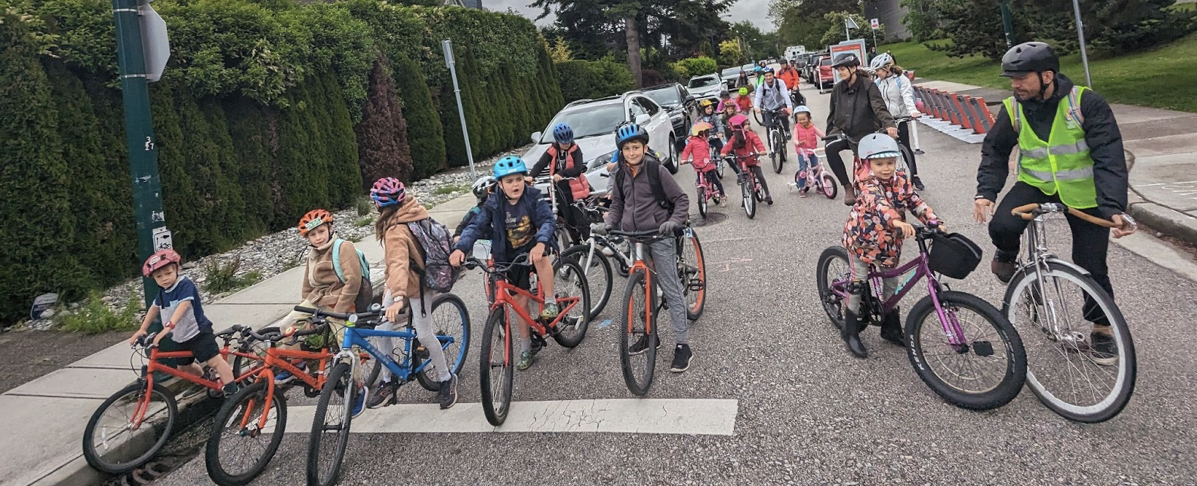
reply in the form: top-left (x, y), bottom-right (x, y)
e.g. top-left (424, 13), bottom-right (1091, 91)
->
top-left (298, 209), bottom-right (334, 237)
top-left (142, 249), bottom-right (181, 277)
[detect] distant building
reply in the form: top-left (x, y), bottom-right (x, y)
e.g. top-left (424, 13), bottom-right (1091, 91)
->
top-left (864, 0), bottom-right (909, 41)
top-left (443, 0), bottom-right (483, 8)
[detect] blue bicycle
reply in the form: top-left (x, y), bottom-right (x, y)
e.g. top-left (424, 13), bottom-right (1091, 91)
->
top-left (304, 301), bottom-right (469, 486)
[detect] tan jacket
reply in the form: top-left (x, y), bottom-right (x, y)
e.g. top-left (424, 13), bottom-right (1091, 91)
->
top-left (381, 196), bottom-right (430, 300)
top-left (302, 237), bottom-right (363, 313)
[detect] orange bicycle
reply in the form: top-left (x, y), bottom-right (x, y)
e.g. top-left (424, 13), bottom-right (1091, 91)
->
top-left (465, 254), bottom-right (590, 425)
top-left (82, 326), bottom-right (265, 475)
top-left (205, 312), bottom-right (342, 486)
top-left (610, 225), bottom-right (706, 396)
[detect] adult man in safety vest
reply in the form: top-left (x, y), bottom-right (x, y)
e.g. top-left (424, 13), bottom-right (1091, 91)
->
top-left (973, 42), bottom-right (1136, 365)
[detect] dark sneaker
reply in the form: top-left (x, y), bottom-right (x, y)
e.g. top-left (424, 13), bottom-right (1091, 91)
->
top-left (991, 257), bottom-right (1017, 284)
top-left (1089, 333), bottom-right (1118, 366)
top-left (765, 196), bottom-right (774, 205)
top-left (367, 380), bottom-right (400, 409)
top-left (274, 361), bottom-right (307, 385)
top-left (628, 334), bottom-right (660, 356)
top-left (539, 303), bottom-right (560, 322)
top-left (912, 176), bottom-right (925, 191)
top-left (438, 373), bottom-right (459, 410)
top-left (221, 383), bottom-right (239, 397)
top-left (914, 149), bottom-right (925, 155)
top-left (351, 385), bottom-right (368, 418)
top-left (670, 344), bottom-right (693, 372)
top-left (516, 350), bottom-right (536, 371)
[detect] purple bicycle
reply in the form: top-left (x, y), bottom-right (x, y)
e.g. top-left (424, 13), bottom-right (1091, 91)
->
top-left (816, 222), bottom-right (1028, 410)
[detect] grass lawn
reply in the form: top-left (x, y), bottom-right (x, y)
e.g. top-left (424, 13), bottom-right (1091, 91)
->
top-left (885, 32), bottom-right (1197, 113)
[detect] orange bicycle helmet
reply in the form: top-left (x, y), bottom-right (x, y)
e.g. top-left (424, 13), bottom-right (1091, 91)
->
top-left (298, 209), bottom-right (333, 237)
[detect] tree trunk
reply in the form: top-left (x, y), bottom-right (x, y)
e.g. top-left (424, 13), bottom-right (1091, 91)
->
top-left (625, 15), bottom-right (642, 88)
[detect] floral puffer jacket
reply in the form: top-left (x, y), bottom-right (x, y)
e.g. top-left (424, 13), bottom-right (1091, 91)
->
top-left (842, 173), bottom-right (935, 267)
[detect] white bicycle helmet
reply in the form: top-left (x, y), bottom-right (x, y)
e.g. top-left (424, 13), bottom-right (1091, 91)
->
top-left (857, 133), bottom-right (901, 160)
top-left (793, 105), bottom-right (812, 116)
top-left (472, 175), bottom-right (495, 199)
top-left (869, 53), bottom-right (893, 71)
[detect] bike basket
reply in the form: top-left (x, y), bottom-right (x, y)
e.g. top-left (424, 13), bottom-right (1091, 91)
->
top-left (927, 233), bottom-right (982, 279)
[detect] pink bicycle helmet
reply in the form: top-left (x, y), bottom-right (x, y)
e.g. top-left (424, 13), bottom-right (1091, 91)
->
top-left (370, 177), bottom-right (406, 208)
top-left (142, 249), bottom-right (181, 277)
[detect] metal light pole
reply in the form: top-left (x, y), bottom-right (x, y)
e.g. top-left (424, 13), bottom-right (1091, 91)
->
top-left (113, 0), bottom-right (167, 308)
top-left (1070, 0), bottom-right (1094, 87)
top-left (442, 39), bottom-right (477, 182)
top-left (1000, 1), bottom-right (1015, 48)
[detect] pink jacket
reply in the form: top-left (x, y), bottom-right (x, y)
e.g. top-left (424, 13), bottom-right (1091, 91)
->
top-left (792, 122), bottom-right (824, 156)
top-left (681, 136), bottom-right (716, 172)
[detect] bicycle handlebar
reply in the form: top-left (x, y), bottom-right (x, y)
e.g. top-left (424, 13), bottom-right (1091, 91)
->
top-left (1010, 203), bottom-right (1123, 229)
top-left (463, 253), bottom-right (533, 274)
top-left (608, 228), bottom-right (684, 240)
top-left (293, 306), bottom-right (382, 323)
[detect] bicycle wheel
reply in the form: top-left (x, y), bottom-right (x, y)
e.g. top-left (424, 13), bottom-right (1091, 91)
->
top-left (741, 176), bottom-right (756, 219)
top-left (679, 231), bottom-right (707, 321)
top-left (771, 130), bottom-right (785, 173)
top-left (897, 142), bottom-right (913, 180)
top-left (619, 269), bottom-right (658, 396)
top-left (560, 244), bottom-right (612, 318)
top-left (413, 293), bottom-right (472, 392)
top-left (715, 157), bottom-right (726, 179)
top-left (821, 173), bottom-right (838, 200)
top-left (551, 259), bottom-right (592, 348)
top-left (479, 308), bottom-right (514, 426)
top-left (206, 381), bottom-right (286, 486)
top-left (906, 291), bottom-right (1027, 411)
top-left (82, 382), bottom-right (177, 474)
top-left (696, 187), bottom-right (708, 219)
top-left (306, 362), bottom-right (354, 486)
top-left (1003, 262), bottom-right (1135, 423)
top-left (815, 246), bottom-right (851, 332)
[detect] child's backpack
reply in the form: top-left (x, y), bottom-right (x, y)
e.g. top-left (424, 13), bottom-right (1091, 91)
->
top-left (407, 217), bottom-right (461, 295)
top-left (331, 239), bottom-right (373, 312)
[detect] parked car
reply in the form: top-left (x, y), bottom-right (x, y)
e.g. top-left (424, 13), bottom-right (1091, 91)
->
top-left (815, 56), bottom-right (835, 92)
top-left (687, 74), bottom-right (723, 101)
top-left (522, 92), bottom-right (680, 196)
top-left (638, 83), bottom-right (697, 156)
top-left (720, 66), bottom-right (742, 90)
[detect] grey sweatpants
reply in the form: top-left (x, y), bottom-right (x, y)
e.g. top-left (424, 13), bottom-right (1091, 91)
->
top-left (846, 252), bottom-right (897, 314)
top-left (379, 290), bottom-right (452, 383)
top-left (648, 238), bottom-right (689, 345)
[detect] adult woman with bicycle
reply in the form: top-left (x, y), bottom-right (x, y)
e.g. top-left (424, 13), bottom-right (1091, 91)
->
top-left (870, 53), bottom-right (924, 191)
top-left (824, 53), bottom-right (898, 205)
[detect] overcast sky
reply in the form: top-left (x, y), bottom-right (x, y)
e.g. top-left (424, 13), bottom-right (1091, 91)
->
top-left (483, 0), bottom-right (776, 31)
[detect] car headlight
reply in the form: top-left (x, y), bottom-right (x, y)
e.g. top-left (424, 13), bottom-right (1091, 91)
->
top-left (588, 151), bottom-right (617, 170)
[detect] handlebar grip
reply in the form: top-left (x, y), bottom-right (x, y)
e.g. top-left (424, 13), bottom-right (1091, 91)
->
top-left (294, 306), bottom-right (318, 314)
top-left (1010, 203), bottom-right (1040, 220)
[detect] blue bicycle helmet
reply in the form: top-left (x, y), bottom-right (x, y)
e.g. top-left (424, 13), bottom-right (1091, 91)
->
top-left (552, 123), bottom-right (574, 144)
top-left (615, 123), bottom-right (649, 149)
top-left (762, 66), bottom-right (775, 74)
top-left (493, 155), bottom-right (528, 180)
top-left (753, 66), bottom-right (763, 74)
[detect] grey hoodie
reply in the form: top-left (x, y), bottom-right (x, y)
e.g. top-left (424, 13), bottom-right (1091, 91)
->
top-left (606, 154), bottom-right (689, 232)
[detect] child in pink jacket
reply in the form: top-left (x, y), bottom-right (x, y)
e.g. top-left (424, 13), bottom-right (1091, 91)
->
top-left (791, 106), bottom-right (825, 197)
top-left (680, 125), bottom-right (727, 207)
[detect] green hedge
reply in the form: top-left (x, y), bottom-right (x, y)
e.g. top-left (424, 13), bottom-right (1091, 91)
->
top-left (555, 58), bottom-right (635, 103)
top-left (0, 1), bottom-right (563, 324)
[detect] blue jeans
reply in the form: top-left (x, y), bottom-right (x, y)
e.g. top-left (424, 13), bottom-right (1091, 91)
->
top-left (796, 152), bottom-right (820, 173)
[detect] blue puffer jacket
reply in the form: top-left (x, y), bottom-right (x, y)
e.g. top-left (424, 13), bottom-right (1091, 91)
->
top-left (452, 185), bottom-right (557, 264)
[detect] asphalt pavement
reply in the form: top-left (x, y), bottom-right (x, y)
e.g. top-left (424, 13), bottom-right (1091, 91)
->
top-left (156, 80), bottom-right (1197, 485)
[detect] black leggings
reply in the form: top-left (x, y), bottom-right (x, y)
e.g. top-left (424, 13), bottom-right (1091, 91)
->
top-left (555, 185), bottom-right (590, 245)
top-left (745, 165), bottom-right (771, 197)
top-left (898, 121), bottom-right (919, 176)
top-left (697, 170), bottom-right (726, 196)
top-left (824, 138), bottom-right (854, 186)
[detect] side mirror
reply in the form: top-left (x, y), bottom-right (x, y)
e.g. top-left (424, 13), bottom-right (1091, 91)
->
top-left (530, 131), bottom-right (542, 143)
top-left (635, 114), bottom-right (651, 126)
top-left (685, 95), bottom-right (696, 103)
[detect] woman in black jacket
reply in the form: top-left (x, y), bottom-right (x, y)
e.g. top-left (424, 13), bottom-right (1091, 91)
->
top-left (824, 53), bottom-right (898, 205)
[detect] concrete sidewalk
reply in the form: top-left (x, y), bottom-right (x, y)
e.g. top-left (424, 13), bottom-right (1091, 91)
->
top-left (0, 193), bottom-right (480, 486)
top-left (911, 78), bottom-right (1197, 247)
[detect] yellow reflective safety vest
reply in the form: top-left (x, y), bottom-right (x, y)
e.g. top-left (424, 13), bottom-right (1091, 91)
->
top-left (1004, 86), bottom-right (1097, 209)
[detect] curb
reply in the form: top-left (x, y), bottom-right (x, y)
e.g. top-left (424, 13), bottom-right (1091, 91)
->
top-left (1125, 149), bottom-right (1197, 248)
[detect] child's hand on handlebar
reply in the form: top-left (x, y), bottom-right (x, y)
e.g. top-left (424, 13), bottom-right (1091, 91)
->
top-left (449, 249), bottom-right (466, 267)
top-left (530, 242), bottom-right (547, 264)
top-left (892, 220), bottom-right (915, 238)
top-left (385, 299), bottom-right (405, 323)
top-left (129, 329), bottom-right (147, 345)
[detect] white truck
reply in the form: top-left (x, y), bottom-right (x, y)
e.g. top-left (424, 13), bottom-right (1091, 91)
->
top-left (784, 45), bottom-right (807, 62)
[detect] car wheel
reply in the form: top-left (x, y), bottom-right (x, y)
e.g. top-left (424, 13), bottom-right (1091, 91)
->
top-left (667, 134), bottom-right (679, 174)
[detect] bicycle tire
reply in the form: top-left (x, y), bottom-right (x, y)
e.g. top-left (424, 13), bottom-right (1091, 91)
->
top-left (410, 293), bottom-right (472, 392)
top-left (479, 308), bottom-right (514, 426)
top-left (715, 157), bottom-right (725, 179)
top-left (560, 244), bottom-right (613, 318)
top-left (741, 176), bottom-right (756, 219)
top-left (821, 173), bottom-right (838, 200)
top-left (306, 362), bottom-right (354, 486)
top-left (815, 246), bottom-right (851, 332)
top-left (679, 231), bottom-right (707, 321)
top-left (771, 130), bottom-right (785, 174)
top-left (897, 142), bottom-right (913, 180)
top-left (906, 291), bottom-right (1027, 411)
top-left (82, 382), bottom-right (177, 475)
top-left (205, 381), bottom-right (286, 486)
top-left (619, 269), bottom-right (657, 396)
top-left (1002, 262), bottom-right (1136, 423)
top-left (550, 259), bottom-right (592, 348)
top-left (697, 187), bottom-right (708, 219)
top-left (753, 109), bottom-right (765, 126)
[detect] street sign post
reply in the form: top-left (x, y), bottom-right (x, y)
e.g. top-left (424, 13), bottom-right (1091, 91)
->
top-left (870, 18), bottom-right (879, 47)
top-left (443, 39), bottom-right (478, 182)
top-left (845, 16), bottom-right (858, 41)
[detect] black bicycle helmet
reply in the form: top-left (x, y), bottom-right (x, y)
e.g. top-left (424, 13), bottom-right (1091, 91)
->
top-left (1001, 42), bottom-right (1059, 77)
top-left (831, 53), bottom-right (860, 69)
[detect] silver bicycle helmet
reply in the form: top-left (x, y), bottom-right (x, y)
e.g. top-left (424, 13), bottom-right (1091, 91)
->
top-left (869, 53), bottom-right (893, 71)
top-left (857, 133), bottom-right (901, 160)
top-left (471, 175), bottom-right (495, 199)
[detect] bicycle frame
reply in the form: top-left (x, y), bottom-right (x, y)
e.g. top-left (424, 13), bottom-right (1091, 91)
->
top-left (132, 344), bottom-right (261, 428)
top-left (335, 325), bottom-right (450, 384)
top-left (1016, 212), bottom-right (1092, 343)
top-left (489, 274), bottom-right (582, 339)
top-left (235, 345), bottom-right (333, 433)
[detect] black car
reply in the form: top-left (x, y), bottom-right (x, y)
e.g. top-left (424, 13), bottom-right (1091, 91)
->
top-left (638, 83), bottom-right (698, 152)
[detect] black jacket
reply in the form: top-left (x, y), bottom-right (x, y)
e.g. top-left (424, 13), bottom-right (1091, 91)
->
top-left (976, 74), bottom-right (1128, 218)
top-left (826, 71), bottom-right (895, 142)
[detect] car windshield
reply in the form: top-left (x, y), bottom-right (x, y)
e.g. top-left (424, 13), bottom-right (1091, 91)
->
top-left (820, 58), bottom-right (831, 66)
top-left (540, 103), bottom-right (625, 143)
top-left (642, 87), bottom-right (680, 107)
top-left (688, 77), bottom-right (720, 89)
top-left (721, 67), bottom-right (740, 77)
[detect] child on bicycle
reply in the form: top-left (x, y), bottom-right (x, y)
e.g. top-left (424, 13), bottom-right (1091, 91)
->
top-left (791, 106), bottom-right (825, 197)
top-left (680, 123), bottom-right (727, 207)
top-left (130, 250), bottom-right (238, 396)
top-left (454, 176), bottom-right (495, 245)
top-left (450, 156), bottom-right (558, 371)
top-left (368, 178), bottom-right (459, 410)
top-left (720, 114), bottom-right (773, 205)
top-left (733, 87), bottom-right (753, 119)
top-left (695, 99), bottom-right (725, 154)
top-left (840, 134), bottom-right (940, 359)
top-left (529, 122), bottom-right (591, 244)
top-left (599, 123), bottom-right (693, 372)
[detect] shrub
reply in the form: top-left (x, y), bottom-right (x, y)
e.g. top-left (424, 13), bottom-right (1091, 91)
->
top-left (554, 58), bottom-right (635, 102)
top-left (56, 291), bottom-right (141, 334)
top-left (203, 257), bottom-right (263, 294)
top-left (393, 53), bottom-right (446, 179)
top-left (672, 56), bottom-right (719, 79)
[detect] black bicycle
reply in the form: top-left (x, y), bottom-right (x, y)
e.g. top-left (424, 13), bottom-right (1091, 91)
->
top-left (762, 108), bottom-right (790, 174)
